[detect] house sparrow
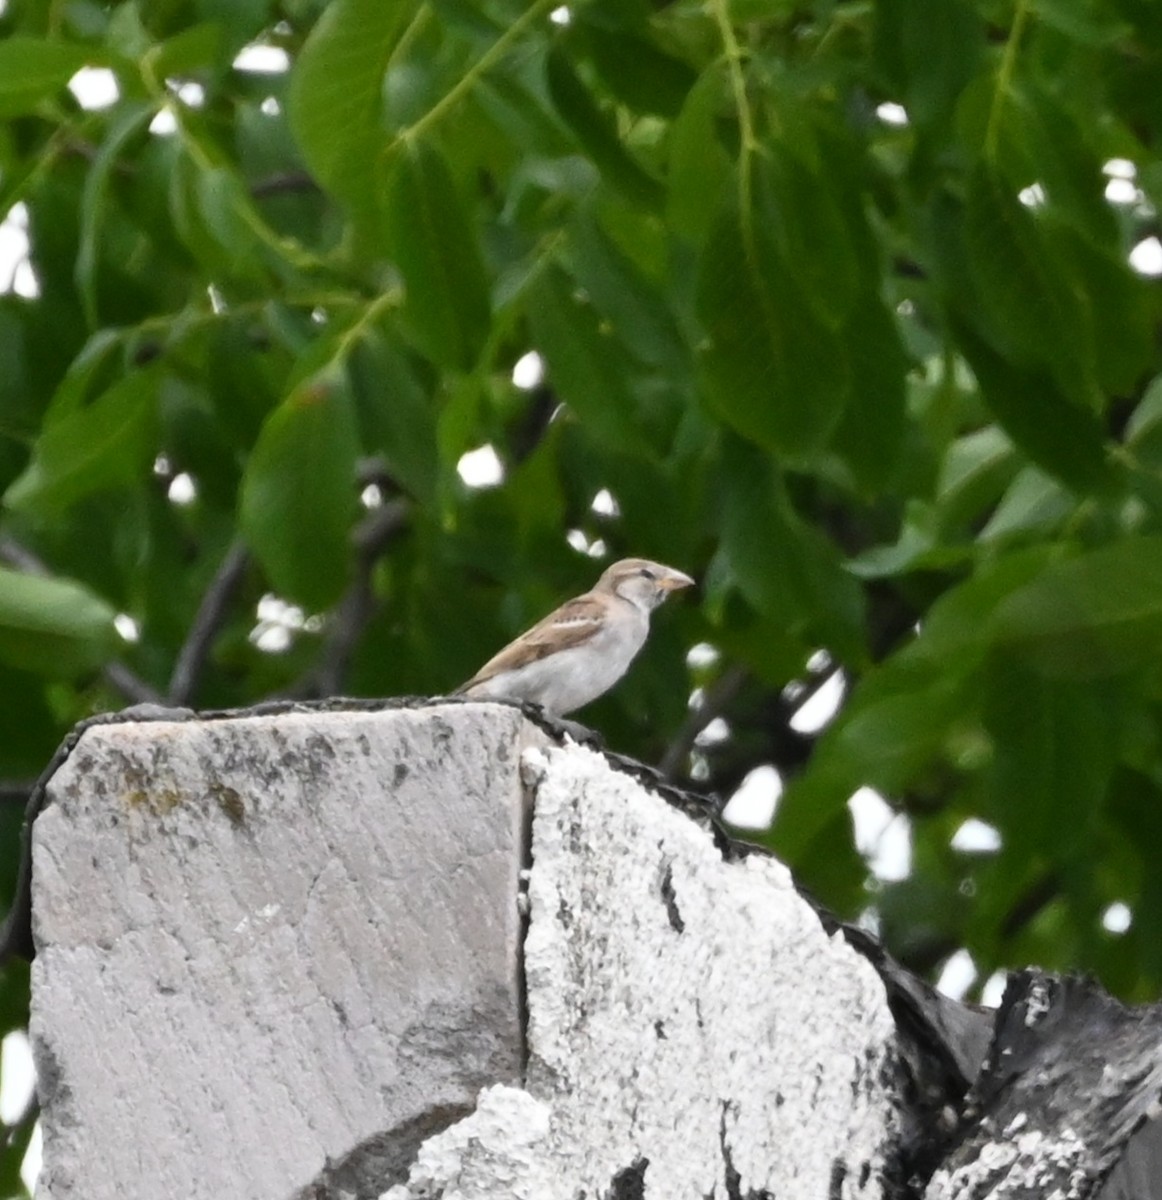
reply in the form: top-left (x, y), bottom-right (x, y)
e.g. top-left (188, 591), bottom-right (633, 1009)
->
top-left (459, 558), bottom-right (694, 714)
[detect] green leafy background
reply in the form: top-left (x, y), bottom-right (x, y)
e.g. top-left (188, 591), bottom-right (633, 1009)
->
top-left (1, 0), bottom-right (1161, 1188)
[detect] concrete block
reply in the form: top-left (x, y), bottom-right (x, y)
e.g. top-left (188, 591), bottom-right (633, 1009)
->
top-left (31, 705), bottom-right (537, 1200)
top-left (385, 738), bottom-right (904, 1199)
top-left (32, 706), bottom-right (906, 1200)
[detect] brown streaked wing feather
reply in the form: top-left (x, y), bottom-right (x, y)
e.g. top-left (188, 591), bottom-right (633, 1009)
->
top-left (459, 594), bottom-right (605, 690)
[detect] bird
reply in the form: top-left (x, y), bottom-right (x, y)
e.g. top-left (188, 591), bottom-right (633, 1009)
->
top-left (458, 558), bottom-right (695, 715)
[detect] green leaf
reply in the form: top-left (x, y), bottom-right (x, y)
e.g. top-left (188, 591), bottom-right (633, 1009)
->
top-left (980, 466), bottom-right (1073, 544)
top-left (935, 425), bottom-right (1019, 534)
top-left (847, 502), bottom-right (972, 580)
top-left (990, 537), bottom-right (1162, 679)
top-left (979, 663), bottom-right (1118, 860)
top-left (76, 105), bottom-right (155, 330)
top-left (3, 369), bottom-right (158, 514)
top-left (0, 38), bottom-right (92, 117)
top-left (1061, 228), bottom-right (1154, 397)
top-left (545, 46), bottom-right (664, 209)
top-left (0, 567), bottom-right (118, 676)
top-left (565, 211), bottom-right (689, 372)
top-left (1108, 769), bottom-right (1162, 987)
top-left (37, 329), bottom-right (124, 422)
top-left (169, 152), bottom-right (227, 275)
top-left (196, 166), bottom-right (268, 280)
top-left (526, 263), bottom-right (664, 457)
top-left (769, 658), bottom-right (971, 865)
top-left (776, 545), bottom-right (1062, 859)
top-left (160, 378), bottom-right (240, 510)
top-left (1126, 376), bottom-right (1162, 509)
top-left (287, 0), bottom-right (421, 235)
top-left (764, 143), bottom-right (860, 327)
top-left (578, 26), bottom-right (696, 118)
top-left (813, 549), bottom-right (1044, 793)
top-left (239, 367), bottom-right (359, 611)
top-left (347, 331), bottom-right (438, 503)
top-left (168, 153), bottom-right (268, 282)
top-left (717, 438), bottom-right (865, 662)
top-left (829, 293), bottom-right (908, 493)
top-left (0, 303), bottom-right (35, 462)
top-left (571, 0), bottom-right (652, 29)
top-left (666, 64), bottom-right (732, 245)
top-left (474, 72), bottom-right (573, 159)
top-left (966, 79), bottom-right (1117, 242)
top-left (383, 138), bottom-right (491, 371)
top-left (430, 0), bottom-right (505, 39)
top-left (695, 158), bottom-right (849, 459)
top-left (1033, 0), bottom-right (1130, 44)
top-left (873, 0), bottom-right (984, 127)
top-left (150, 21), bottom-right (223, 77)
top-left (205, 319), bottom-right (286, 451)
top-left (955, 324), bottom-right (1113, 494)
top-left (192, 0), bottom-right (270, 60)
top-left (964, 168), bottom-right (1095, 405)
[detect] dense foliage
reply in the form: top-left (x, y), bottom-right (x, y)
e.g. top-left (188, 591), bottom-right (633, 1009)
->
top-left (1, 0), bottom-right (1161, 1186)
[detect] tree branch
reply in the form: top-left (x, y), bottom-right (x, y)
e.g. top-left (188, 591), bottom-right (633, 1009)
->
top-left (287, 499), bottom-right (412, 699)
top-left (0, 781), bottom-right (35, 806)
top-left (508, 386), bottom-right (559, 465)
top-left (658, 665), bottom-right (749, 781)
top-left (168, 542), bottom-right (250, 706)
top-left (693, 656), bottom-right (842, 797)
top-left (1000, 873), bottom-right (1061, 942)
top-left (101, 663), bottom-right (163, 705)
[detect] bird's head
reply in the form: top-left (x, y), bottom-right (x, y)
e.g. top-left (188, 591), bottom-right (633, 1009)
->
top-left (599, 558), bottom-right (695, 612)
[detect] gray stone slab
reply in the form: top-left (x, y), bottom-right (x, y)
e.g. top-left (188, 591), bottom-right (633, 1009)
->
top-left (31, 704), bottom-right (536, 1200)
top-left (385, 738), bottom-right (904, 1199)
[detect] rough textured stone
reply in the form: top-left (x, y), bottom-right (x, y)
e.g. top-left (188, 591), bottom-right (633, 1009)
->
top-left (927, 971), bottom-right (1162, 1200)
top-left (379, 1086), bottom-right (554, 1200)
top-left (36, 702), bottom-right (1162, 1199)
top-left (31, 704), bottom-right (538, 1200)
top-left (386, 739), bottom-right (904, 1199)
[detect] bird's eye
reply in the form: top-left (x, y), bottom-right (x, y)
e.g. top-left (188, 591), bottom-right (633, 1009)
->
top-left (641, 567), bottom-right (656, 580)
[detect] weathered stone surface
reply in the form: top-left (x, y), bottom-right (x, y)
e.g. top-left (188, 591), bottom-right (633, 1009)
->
top-left (380, 1085), bottom-right (554, 1200)
top-left (31, 705), bottom-right (537, 1200)
top-left (927, 972), bottom-right (1162, 1200)
top-left (386, 739), bottom-right (904, 1199)
top-left (38, 702), bottom-right (1162, 1199)
top-left (33, 706), bottom-right (911, 1200)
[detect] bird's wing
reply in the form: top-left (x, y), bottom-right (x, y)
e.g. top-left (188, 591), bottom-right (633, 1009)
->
top-left (459, 593), bottom-right (608, 691)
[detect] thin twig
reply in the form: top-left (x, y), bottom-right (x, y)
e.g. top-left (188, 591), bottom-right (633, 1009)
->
top-left (0, 781), bottom-right (35, 806)
top-left (352, 498), bottom-right (411, 560)
top-left (780, 662), bottom-right (843, 724)
top-left (658, 665), bottom-right (749, 781)
top-left (509, 387), bottom-right (559, 465)
top-left (102, 662), bottom-right (163, 705)
top-left (679, 658), bottom-right (842, 798)
top-left (168, 542), bottom-right (250, 706)
top-left (1000, 873), bottom-right (1060, 941)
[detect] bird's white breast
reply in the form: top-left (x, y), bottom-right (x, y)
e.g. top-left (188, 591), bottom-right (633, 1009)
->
top-left (470, 604), bottom-right (649, 714)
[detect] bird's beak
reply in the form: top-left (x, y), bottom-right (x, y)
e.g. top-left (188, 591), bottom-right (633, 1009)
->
top-left (658, 568), bottom-right (695, 593)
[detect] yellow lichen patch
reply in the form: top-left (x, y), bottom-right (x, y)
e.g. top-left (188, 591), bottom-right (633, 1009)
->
top-left (210, 783), bottom-right (246, 827)
top-left (121, 787), bottom-right (185, 814)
